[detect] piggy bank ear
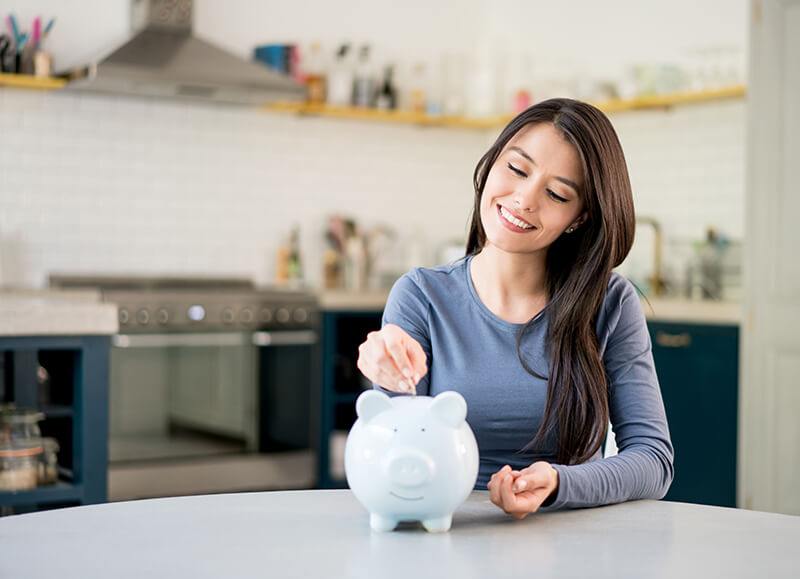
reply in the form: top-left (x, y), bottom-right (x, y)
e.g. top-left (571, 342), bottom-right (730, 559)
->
top-left (356, 390), bottom-right (393, 423)
top-left (430, 391), bottom-right (467, 428)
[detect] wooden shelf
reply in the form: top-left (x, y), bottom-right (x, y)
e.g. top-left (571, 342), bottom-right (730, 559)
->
top-left (262, 101), bottom-right (506, 129)
top-left (0, 73), bottom-right (67, 90)
top-left (596, 85), bottom-right (747, 113)
top-left (264, 85), bottom-right (747, 129)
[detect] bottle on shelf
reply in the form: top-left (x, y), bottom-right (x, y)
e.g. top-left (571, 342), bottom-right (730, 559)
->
top-left (409, 62), bottom-right (427, 113)
top-left (352, 45), bottom-right (375, 108)
top-left (326, 44), bottom-right (354, 107)
top-left (287, 226), bottom-right (303, 285)
top-left (304, 42), bottom-right (327, 105)
top-left (375, 65), bottom-right (397, 110)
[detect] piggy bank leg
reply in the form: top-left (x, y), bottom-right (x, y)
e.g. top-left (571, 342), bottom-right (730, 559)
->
top-left (421, 515), bottom-right (452, 533)
top-left (370, 513), bottom-right (399, 532)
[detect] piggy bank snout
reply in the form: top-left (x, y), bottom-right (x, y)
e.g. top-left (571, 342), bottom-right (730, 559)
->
top-left (385, 450), bottom-right (434, 487)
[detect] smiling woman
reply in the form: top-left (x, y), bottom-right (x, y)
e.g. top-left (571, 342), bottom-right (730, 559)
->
top-left (357, 98), bottom-right (672, 520)
top-left (478, 123), bottom-right (587, 254)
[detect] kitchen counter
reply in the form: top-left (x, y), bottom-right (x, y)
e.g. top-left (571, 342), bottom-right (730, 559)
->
top-left (1, 490), bottom-right (798, 578)
top-left (319, 289), bottom-right (391, 312)
top-left (0, 291), bottom-right (118, 336)
top-left (642, 297), bottom-right (741, 325)
top-left (319, 290), bottom-right (741, 325)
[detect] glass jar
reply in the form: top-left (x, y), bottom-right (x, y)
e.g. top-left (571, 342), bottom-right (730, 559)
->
top-left (0, 444), bottom-right (43, 491)
top-left (0, 408), bottom-right (46, 491)
top-left (38, 437), bottom-right (60, 485)
top-left (0, 408), bottom-right (45, 446)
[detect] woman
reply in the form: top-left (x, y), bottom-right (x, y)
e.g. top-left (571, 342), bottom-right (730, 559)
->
top-left (356, 98), bottom-right (674, 519)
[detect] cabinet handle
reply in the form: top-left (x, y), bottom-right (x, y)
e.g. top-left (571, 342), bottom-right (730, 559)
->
top-left (655, 331), bottom-right (692, 348)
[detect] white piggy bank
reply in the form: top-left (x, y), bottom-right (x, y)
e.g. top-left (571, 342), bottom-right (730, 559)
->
top-left (344, 389), bottom-right (479, 533)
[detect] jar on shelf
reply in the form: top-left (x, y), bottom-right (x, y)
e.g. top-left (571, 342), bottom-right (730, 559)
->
top-left (0, 407), bottom-right (46, 491)
top-left (38, 437), bottom-right (60, 485)
top-left (0, 408), bottom-right (44, 446)
top-left (0, 443), bottom-right (43, 491)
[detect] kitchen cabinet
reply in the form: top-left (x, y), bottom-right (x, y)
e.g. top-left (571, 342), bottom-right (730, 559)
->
top-left (1, 334), bottom-right (109, 513)
top-left (317, 309), bottom-right (382, 488)
top-left (316, 306), bottom-right (741, 502)
top-left (647, 321), bottom-right (739, 507)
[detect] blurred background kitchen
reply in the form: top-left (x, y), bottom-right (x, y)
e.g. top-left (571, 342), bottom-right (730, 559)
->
top-left (4, 0), bottom-right (792, 516)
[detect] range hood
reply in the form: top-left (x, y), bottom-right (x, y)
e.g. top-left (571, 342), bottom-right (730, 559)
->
top-left (60, 0), bottom-right (306, 106)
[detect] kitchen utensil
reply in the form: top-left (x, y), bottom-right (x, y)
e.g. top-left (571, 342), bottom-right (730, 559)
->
top-left (0, 34), bottom-right (10, 72)
top-left (7, 13), bottom-right (19, 46)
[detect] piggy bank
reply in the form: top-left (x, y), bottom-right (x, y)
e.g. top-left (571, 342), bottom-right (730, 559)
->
top-left (344, 389), bottom-right (479, 533)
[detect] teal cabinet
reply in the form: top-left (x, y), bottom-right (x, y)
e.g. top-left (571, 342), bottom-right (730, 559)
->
top-left (647, 321), bottom-right (739, 507)
top-left (318, 311), bottom-right (382, 489)
top-left (1, 335), bottom-right (110, 513)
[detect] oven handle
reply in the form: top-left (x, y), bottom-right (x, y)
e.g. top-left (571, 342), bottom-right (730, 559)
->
top-left (251, 330), bottom-right (317, 347)
top-left (112, 332), bottom-right (249, 348)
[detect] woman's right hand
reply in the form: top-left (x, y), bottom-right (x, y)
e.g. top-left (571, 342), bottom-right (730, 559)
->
top-left (356, 324), bottom-right (427, 394)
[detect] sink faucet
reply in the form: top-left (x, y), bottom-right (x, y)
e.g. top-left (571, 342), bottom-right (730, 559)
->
top-left (635, 216), bottom-right (665, 297)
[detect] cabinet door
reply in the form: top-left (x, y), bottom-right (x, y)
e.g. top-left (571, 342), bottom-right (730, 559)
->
top-left (649, 322), bottom-right (739, 507)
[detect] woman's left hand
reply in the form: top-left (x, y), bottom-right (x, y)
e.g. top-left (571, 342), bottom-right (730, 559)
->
top-left (487, 462), bottom-right (559, 519)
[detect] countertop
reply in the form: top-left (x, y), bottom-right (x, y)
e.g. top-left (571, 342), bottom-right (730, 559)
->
top-left (0, 287), bottom-right (738, 338)
top-left (321, 290), bottom-right (742, 325)
top-left (0, 290), bottom-right (119, 337)
top-left (0, 490), bottom-right (798, 578)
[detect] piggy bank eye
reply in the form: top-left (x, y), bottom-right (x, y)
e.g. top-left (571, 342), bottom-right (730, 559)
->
top-left (420, 428), bottom-right (426, 433)
top-left (393, 428), bottom-right (398, 433)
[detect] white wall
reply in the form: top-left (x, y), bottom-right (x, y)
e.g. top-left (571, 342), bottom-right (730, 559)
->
top-left (0, 0), bottom-right (746, 84)
top-left (0, 0), bottom-right (747, 289)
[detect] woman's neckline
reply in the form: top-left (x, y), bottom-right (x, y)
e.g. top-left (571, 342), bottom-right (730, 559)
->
top-left (464, 254), bottom-right (546, 329)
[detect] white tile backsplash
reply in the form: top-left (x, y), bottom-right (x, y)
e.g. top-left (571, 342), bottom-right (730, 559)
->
top-left (0, 88), bottom-right (744, 291)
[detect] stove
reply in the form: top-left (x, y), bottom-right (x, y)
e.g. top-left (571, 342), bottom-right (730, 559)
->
top-left (48, 275), bottom-right (321, 497)
top-left (48, 275), bottom-right (318, 334)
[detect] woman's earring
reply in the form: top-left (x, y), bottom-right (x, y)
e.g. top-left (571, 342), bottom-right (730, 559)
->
top-left (568, 227), bottom-right (575, 233)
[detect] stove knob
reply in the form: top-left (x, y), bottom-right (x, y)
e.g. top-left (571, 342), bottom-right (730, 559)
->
top-left (276, 307), bottom-right (290, 324)
top-left (157, 308), bottom-right (169, 325)
top-left (292, 307), bottom-right (308, 323)
top-left (137, 309), bottom-right (150, 325)
top-left (118, 309), bottom-right (130, 325)
top-left (260, 308), bottom-right (273, 324)
top-left (240, 308), bottom-right (254, 324)
top-left (222, 308), bottom-right (235, 324)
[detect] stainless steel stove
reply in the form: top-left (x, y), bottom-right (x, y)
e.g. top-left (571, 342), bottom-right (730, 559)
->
top-left (51, 275), bottom-right (317, 334)
top-left (49, 275), bottom-right (320, 498)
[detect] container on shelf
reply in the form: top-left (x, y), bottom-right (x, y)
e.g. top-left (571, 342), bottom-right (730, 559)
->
top-left (38, 437), bottom-right (60, 485)
top-left (0, 443), bottom-right (43, 491)
top-left (0, 407), bottom-right (46, 491)
top-left (0, 408), bottom-right (45, 446)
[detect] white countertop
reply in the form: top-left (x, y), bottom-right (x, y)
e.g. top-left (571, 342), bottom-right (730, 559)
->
top-left (642, 297), bottom-right (741, 325)
top-left (320, 290), bottom-right (741, 325)
top-left (0, 287), bottom-right (739, 339)
top-left (319, 289), bottom-right (392, 312)
top-left (0, 490), bottom-right (798, 578)
top-left (0, 290), bottom-right (119, 337)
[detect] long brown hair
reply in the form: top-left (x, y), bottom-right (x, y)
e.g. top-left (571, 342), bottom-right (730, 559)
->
top-left (466, 98), bottom-right (635, 464)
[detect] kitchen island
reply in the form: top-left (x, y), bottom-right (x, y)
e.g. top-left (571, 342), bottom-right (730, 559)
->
top-left (1, 490), bottom-right (798, 578)
top-left (1, 292), bottom-right (118, 511)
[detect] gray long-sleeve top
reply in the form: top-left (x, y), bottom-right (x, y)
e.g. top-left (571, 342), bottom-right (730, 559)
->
top-left (380, 256), bottom-right (674, 510)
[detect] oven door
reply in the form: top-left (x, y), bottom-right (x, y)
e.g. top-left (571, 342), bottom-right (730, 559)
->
top-left (253, 330), bottom-right (318, 452)
top-left (110, 332), bottom-right (257, 460)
